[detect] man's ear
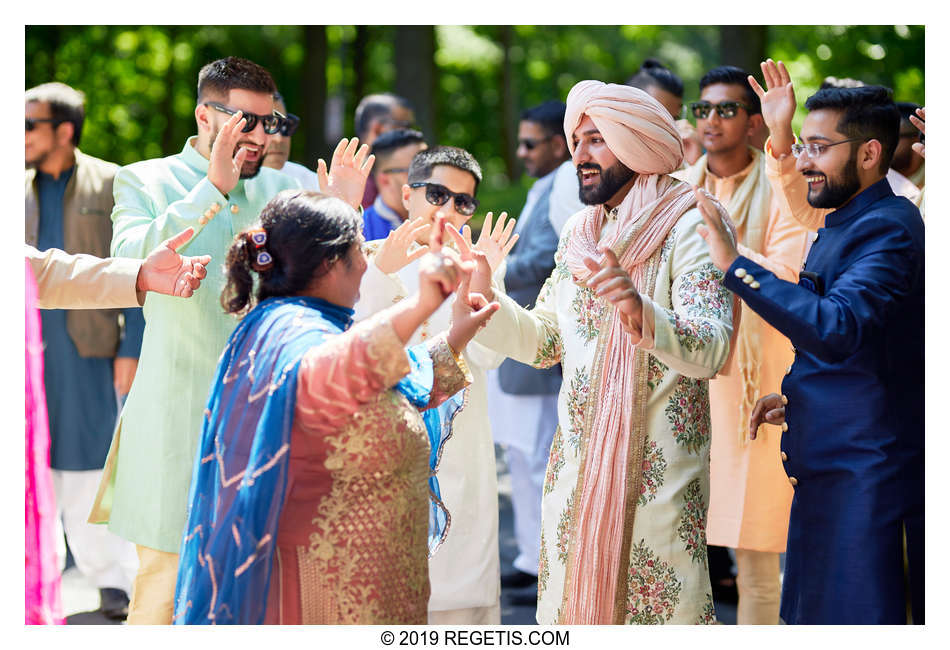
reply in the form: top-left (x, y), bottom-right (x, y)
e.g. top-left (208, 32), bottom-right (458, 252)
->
top-left (747, 114), bottom-right (765, 140)
top-left (401, 183), bottom-right (412, 211)
top-left (55, 122), bottom-right (75, 148)
top-left (195, 103), bottom-right (212, 134)
top-left (861, 139), bottom-right (883, 171)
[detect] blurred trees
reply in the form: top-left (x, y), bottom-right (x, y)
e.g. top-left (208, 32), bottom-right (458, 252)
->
top-left (26, 25), bottom-right (924, 215)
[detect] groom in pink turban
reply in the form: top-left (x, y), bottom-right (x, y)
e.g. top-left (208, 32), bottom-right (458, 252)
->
top-left (464, 80), bottom-right (736, 624)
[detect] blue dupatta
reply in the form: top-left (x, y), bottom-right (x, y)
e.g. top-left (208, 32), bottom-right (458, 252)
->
top-left (172, 296), bottom-right (453, 624)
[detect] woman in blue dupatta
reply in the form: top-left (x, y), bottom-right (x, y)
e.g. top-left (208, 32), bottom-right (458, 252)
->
top-left (173, 190), bottom-right (499, 624)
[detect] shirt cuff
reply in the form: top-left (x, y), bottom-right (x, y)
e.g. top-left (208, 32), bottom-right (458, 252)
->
top-left (638, 295), bottom-right (657, 351)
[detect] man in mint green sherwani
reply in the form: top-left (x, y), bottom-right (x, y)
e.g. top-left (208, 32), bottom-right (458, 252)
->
top-left (88, 56), bottom-right (372, 624)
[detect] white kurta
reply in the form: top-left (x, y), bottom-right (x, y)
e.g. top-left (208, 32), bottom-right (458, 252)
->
top-left (475, 207), bottom-right (733, 624)
top-left (355, 244), bottom-right (505, 614)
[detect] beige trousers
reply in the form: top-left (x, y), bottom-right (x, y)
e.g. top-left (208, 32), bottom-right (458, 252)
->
top-left (427, 602), bottom-right (501, 625)
top-left (735, 549), bottom-right (781, 625)
top-left (127, 545), bottom-right (179, 625)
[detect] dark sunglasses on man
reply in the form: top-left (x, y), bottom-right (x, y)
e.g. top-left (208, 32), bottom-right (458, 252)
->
top-left (518, 135), bottom-right (552, 150)
top-left (203, 101), bottom-right (283, 135)
top-left (26, 117), bottom-right (61, 131)
top-left (278, 113), bottom-right (300, 137)
top-left (409, 182), bottom-right (480, 217)
top-left (690, 100), bottom-right (753, 120)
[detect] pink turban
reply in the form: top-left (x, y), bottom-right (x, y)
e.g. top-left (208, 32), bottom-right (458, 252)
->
top-left (564, 80), bottom-right (684, 175)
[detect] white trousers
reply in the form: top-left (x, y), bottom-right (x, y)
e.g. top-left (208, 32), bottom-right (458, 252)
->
top-left (487, 371), bottom-right (559, 577)
top-left (52, 469), bottom-right (138, 593)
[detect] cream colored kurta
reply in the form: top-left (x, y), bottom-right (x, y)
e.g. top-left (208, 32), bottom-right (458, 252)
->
top-left (690, 157), bottom-right (808, 552)
top-left (476, 207), bottom-right (734, 624)
top-left (354, 243), bottom-right (505, 616)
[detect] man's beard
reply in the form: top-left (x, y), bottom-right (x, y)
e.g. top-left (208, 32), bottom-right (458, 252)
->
top-left (805, 154), bottom-right (861, 209)
top-left (577, 160), bottom-right (636, 205)
top-left (209, 130), bottom-right (264, 180)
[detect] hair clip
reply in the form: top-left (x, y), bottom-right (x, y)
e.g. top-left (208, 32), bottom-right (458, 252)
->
top-left (255, 251), bottom-right (273, 269)
top-left (247, 228), bottom-right (267, 248)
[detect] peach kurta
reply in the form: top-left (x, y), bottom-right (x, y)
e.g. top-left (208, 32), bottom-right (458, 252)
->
top-left (263, 318), bottom-right (470, 624)
top-left (692, 156), bottom-right (808, 552)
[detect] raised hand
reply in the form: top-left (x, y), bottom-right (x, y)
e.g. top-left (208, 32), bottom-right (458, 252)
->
top-left (748, 59), bottom-right (797, 157)
top-left (583, 248), bottom-right (643, 341)
top-left (447, 250), bottom-right (501, 353)
top-left (749, 393), bottom-right (786, 440)
top-left (694, 187), bottom-right (739, 272)
top-left (317, 137), bottom-right (375, 210)
top-left (443, 221), bottom-right (495, 300)
top-left (207, 110), bottom-right (250, 196)
top-left (374, 216), bottom-right (431, 274)
top-left (462, 211), bottom-right (519, 272)
top-left (137, 227), bottom-right (211, 298)
top-left (909, 107), bottom-right (925, 159)
top-left (675, 119), bottom-right (704, 166)
top-left (416, 214), bottom-right (473, 313)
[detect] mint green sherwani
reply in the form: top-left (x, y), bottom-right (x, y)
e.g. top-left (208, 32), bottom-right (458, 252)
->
top-left (89, 137), bottom-right (300, 552)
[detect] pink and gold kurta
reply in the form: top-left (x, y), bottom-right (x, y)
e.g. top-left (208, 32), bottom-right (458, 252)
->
top-left (262, 318), bottom-right (470, 624)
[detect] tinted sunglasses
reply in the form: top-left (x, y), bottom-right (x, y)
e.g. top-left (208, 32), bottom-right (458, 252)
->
top-left (278, 113), bottom-right (300, 137)
top-left (689, 100), bottom-right (753, 120)
top-left (26, 117), bottom-right (60, 131)
top-left (519, 135), bottom-right (552, 150)
top-left (409, 182), bottom-right (479, 216)
top-left (203, 101), bottom-right (283, 135)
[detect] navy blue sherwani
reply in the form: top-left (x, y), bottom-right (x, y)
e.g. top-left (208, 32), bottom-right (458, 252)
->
top-left (723, 178), bottom-right (924, 624)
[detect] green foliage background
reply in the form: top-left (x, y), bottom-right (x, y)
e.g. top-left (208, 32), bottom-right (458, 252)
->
top-left (26, 25), bottom-right (924, 223)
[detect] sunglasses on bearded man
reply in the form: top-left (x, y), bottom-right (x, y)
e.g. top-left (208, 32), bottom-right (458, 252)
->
top-left (409, 182), bottom-right (480, 217)
top-left (203, 101), bottom-right (284, 135)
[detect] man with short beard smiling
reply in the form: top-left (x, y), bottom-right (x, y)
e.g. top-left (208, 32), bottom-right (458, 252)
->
top-left (88, 56), bottom-right (369, 624)
top-left (696, 59), bottom-right (924, 624)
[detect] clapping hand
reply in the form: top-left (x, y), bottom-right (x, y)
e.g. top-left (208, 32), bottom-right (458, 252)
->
top-left (459, 211), bottom-right (519, 272)
top-left (694, 187), bottom-right (739, 272)
top-left (137, 227), bottom-right (211, 299)
top-left (583, 249), bottom-right (643, 341)
top-left (317, 137), bottom-right (375, 210)
top-left (748, 59), bottom-right (797, 157)
top-left (909, 107), bottom-right (925, 159)
top-left (417, 214), bottom-right (473, 312)
top-left (374, 216), bottom-right (432, 274)
top-left (448, 251), bottom-right (501, 354)
top-left (749, 393), bottom-right (786, 440)
top-left (207, 110), bottom-right (251, 196)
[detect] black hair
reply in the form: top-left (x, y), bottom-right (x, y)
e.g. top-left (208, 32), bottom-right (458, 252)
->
top-left (804, 85), bottom-right (900, 174)
top-left (699, 66), bottom-right (761, 115)
top-left (895, 101), bottom-right (922, 122)
top-left (370, 129), bottom-right (427, 177)
top-left (626, 58), bottom-right (684, 98)
top-left (197, 56), bottom-right (277, 103)
top-left (25, 82), bottom-right (85, 147)
top-left (221, 190), bottom-right (362, 315)
top-left (407, 145), bottom-right (482, 190)
top-left (354, 93), bottom-right (414, 140)
top-left (520, 100), bottom-right (568, 138)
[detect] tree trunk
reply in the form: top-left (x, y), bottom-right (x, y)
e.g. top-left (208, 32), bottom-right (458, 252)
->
top-left (719, 26), bottom-right (768, 76)
top-left (499, 25), bottom-right (517, 180)
top-left (353, 25), bottom-right (369, 117)
top-left (302, 25), bottom-right (329, 165)
top-left (394, 26), bottom-right (436, 140)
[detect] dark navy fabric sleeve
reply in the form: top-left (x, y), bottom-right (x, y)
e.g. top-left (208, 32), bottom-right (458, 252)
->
top-left (724, 215), bottom-right (921, 364)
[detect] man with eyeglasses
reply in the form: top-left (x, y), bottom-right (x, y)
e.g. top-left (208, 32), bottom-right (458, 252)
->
top-left (676, 66), bottom-right (809, 625)
top-left (355, 145), bottom-right (510, 624)
top-left (262, 91), bottom-right (319, 190)
top-left (696, 59), bottom-right (924, 624)
top-left (355, 92), bottom-right (416, 209)
top-left (87, 56), bottom-right (369, 624)
top-left (485, 100), bottom-right (581, 605)
top-left (361, 128), bottom-right (427, 240)
top-left (25, 81), bottom-right (144, 622)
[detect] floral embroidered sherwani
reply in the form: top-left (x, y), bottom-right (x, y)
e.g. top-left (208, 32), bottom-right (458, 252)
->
top-left (475, 207), bottom-right (733, 624)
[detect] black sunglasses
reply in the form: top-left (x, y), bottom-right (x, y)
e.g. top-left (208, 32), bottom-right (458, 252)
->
top-left (519, 135), bottom-right (553, 150)
top-left (203, 101), bottom-right (283, 135)
top-left (26, 117), bottom-right (60, 131)
top-left (690, 100), bottom-right (753, 120)
top-left (409, 182), bottom-right (479, 216)
top-left (278, 113), bottom-right (300, 137)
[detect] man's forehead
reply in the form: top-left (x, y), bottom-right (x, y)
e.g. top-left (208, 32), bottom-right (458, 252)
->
top-left (700, 83), bottom-right (747, 102)
top-left (225, 88), bottom-right (276, 110)
top-left (25, 100), bottom-right (51, 116)
top-left (802, 108), bottom-right (845, 141)
top-left (427, 164), bottom-right (476, 192)
top-left (572, 116), bottom-right (600, 138)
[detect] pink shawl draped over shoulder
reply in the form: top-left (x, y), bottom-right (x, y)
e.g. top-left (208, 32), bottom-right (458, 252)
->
top-left (25, 259), bottom-right (64, 625)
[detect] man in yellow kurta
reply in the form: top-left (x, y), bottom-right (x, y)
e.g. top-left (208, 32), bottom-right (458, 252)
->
top-left (676, 66), bottom-right (809, 624)
top-left (467, 81), bottom-right (735, 624)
